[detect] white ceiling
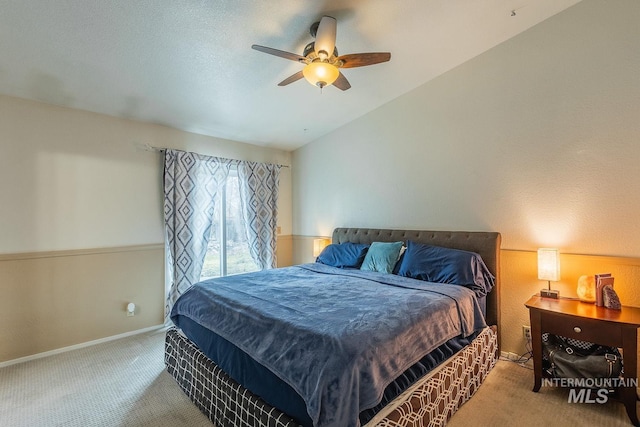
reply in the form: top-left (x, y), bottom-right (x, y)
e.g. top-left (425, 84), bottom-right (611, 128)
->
top-left (0, 0), bottom-right (582, 151)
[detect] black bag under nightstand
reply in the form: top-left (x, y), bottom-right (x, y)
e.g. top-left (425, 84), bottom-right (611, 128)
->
top-left (542, 333), bottom-right (622, 379)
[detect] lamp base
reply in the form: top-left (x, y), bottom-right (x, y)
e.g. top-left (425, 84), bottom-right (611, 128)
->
top-left (540, 289), bottom-right (560, 299)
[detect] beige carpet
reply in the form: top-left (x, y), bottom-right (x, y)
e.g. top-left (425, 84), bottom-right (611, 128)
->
top-left (0, 328), bottom-right (211, 427)
top-left (448, 359), bottom-right (631, 427)
top-left (0, 328), bottom-right (633, 426)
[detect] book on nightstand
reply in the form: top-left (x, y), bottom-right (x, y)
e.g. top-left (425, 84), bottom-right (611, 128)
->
top-left (595, 273), bottom-right (613, 307)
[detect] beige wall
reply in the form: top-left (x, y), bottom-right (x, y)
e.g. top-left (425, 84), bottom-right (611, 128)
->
top-left (0, 95), bottom-right (293, 363)
top-left (291, 0), bottom-right (640, 354)
top-left (0, 236), bottom-right (293, 364)
top-left (0, 94), bottom-right (292, 254)
top-left (0, 245), bottom-right (164, 362)
top-left (276, 235), bottom-right (294, 268)
top-left (292, 235), bottom-right (327, 266)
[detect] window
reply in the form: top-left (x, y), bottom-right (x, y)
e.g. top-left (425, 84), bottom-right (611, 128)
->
top-left (200, 169), bottom-right (259, 280)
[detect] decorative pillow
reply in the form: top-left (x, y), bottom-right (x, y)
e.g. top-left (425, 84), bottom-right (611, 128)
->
top-left (316, 243), bottom-right (370, 268)
top-left (397, 240), bottom-right (495, 297)
top-left (360, 241), bottom-right (404, 274)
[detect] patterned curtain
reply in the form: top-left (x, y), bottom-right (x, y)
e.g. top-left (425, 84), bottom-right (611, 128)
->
top-left (163, 149), bottom-right (235, 319)
top-left (237, 161), bottom-right (282, 270)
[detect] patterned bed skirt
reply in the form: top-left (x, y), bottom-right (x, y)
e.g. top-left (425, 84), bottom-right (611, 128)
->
top-left (164, 326), bottom-right (498, 427)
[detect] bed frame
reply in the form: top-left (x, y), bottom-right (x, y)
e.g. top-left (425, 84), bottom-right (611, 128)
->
top-left (165, 228), bottom-right (501, 427)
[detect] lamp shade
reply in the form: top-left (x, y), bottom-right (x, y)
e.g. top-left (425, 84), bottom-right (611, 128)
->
top-left (537, 248), bottom-right (560, 281)
top-left (314, 16), bottom-right (337, 59)
top-left (313, 238), bottom-right (331, 257)
top-left (303, 61), bottom-right (339, 88)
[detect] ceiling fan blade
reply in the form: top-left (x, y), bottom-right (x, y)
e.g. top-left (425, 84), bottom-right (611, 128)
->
top-left (337, 52), bottom-right (391, 68)
top-left (278, 71), bottom-right (304, 86)
top-left (251, 45), bottom-right (307, 63)
top-left (333, 72), bottom-right (351, 91)
top-left (314, 16), bottom-right (336, 59)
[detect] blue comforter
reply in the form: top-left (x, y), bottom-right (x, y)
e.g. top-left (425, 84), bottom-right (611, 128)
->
top-left (170, 263), bottom-right (486, 427)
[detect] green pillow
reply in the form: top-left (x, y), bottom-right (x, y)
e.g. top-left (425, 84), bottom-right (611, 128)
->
top-left (360, 241), bottom-right (404, 274)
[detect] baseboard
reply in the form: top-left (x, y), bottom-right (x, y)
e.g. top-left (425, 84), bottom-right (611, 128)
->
top-left (0, 324), bottom-right (166, 368)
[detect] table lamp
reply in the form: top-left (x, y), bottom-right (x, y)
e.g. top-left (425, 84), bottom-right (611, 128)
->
top-left (313, 238), bottom-right (331, 257)
top-left (538, 248), bottom-right (560, 299)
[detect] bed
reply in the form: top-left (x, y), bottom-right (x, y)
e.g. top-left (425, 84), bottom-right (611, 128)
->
top-left (165, 228), bottom-right (501, 427)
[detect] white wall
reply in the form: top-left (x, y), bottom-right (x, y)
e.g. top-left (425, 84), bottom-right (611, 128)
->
top-left (292, 0), bottom-right (640, 258)
top-left (0, 95), bottom-right (292, 254)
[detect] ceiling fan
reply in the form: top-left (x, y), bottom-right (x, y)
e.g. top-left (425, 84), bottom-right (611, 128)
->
top-left (251, 16), bottom-right (391, 91)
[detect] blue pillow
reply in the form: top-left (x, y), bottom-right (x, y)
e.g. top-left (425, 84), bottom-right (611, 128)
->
top-left (316, 243), bottom-right (370, 268)
top-left (397, 241), bottom-right (495, 297)
top-left (360, 241), bottom-right (404, 274)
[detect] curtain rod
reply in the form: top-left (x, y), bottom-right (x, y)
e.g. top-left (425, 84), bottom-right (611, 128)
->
top-left (135, 143), bottom-right (290, 168)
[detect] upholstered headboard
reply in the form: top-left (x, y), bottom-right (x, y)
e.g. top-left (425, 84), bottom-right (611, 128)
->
top-left (331, 228), bottom-right (501, 339)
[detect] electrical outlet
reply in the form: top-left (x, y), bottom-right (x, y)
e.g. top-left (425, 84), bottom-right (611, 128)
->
top-left (522, 325), bottom-right (532, 342)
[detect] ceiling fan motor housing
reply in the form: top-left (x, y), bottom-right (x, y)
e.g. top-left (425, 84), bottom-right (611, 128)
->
top-left (309, 21), bottom-right (320, 38)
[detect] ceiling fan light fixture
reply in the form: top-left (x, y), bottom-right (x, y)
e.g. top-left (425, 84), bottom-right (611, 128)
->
top-left (252, 15), bottom-right (390, 91)
top-left (302, 61), bottom-right (339, 89)
top-left (314, 16), bottom-right (337, 59)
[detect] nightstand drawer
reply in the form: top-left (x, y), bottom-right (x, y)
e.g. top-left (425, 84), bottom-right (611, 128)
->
top-left (540, 312), bottom-right (622, 347)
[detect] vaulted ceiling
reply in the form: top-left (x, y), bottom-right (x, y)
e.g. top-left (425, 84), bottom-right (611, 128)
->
top-left (0, 0), bottom-right (582, 150)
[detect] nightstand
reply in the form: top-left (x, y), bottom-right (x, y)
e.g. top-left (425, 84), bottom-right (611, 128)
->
top-left (525, 295), bottom-right (640, 426)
